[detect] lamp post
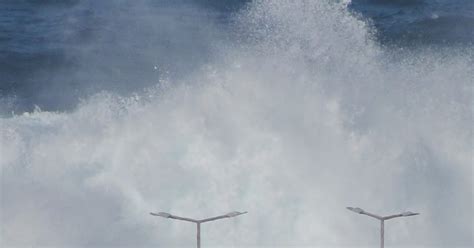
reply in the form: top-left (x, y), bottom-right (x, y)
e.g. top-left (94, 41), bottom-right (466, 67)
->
top-left (150, 211), bottom-right (247, 248)
top-left (346, 207), bottom-right (419, 248)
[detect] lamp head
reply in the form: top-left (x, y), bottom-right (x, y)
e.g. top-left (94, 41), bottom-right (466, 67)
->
top-left (401, 211), bottom-right (419, 217)
top-left (150, 212), bottom-right (172, 218)
top-left (225, 211), bottom-right (247, 217)
top-left (347, 207), bottom-right (364, 214)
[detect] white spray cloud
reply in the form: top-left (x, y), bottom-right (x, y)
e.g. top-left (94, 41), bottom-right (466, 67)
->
top-left (1, 0), bottom-right (472, 247)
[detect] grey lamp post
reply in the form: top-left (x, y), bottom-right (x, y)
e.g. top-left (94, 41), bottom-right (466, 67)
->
top-left (150, 211), bottom-right (247, 248)
top-left (346, 207), bottom-right (419, 248)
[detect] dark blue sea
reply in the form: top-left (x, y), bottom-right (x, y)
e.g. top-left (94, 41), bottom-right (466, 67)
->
top-left (0, 0), bottom-right (472, 112)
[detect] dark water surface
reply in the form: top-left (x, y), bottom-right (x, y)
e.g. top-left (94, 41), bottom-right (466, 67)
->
top-left (0, 0), bottom-right (473, 112)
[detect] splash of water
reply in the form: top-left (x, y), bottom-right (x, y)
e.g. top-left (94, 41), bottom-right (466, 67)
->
top-left (1, 0), bottom-right (472, 246)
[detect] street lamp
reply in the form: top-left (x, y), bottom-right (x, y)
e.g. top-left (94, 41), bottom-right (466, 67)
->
top-left (150, 211), bottom-right (247, 248)
top-left (346, 207), bottom-right (419, 248)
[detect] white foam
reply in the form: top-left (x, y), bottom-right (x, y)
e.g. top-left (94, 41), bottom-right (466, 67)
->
top-left (1, 0), bottom-right (472, 246)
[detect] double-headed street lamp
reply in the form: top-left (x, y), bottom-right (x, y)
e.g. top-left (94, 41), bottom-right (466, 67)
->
top-left (347, 207), bottom-right (419, 248)
top-left (150, 211), bottom-right (247, 248)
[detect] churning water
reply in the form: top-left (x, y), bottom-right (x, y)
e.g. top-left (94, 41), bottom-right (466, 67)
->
top-left (0, 0), bottom-right (472, 247)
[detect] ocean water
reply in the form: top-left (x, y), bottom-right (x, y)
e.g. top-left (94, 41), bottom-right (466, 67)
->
top-left (0, 0), bottom-right (472, 247)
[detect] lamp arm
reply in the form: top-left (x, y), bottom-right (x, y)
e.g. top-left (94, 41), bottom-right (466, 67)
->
top-left (169, 215), bottom-right (199, 223)
top-left (362, 212), bottom-right (383, 220)
top-left (383, 214), bottom-right (403, 220)
top-left (199, 215), bottom-right (229, 223)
